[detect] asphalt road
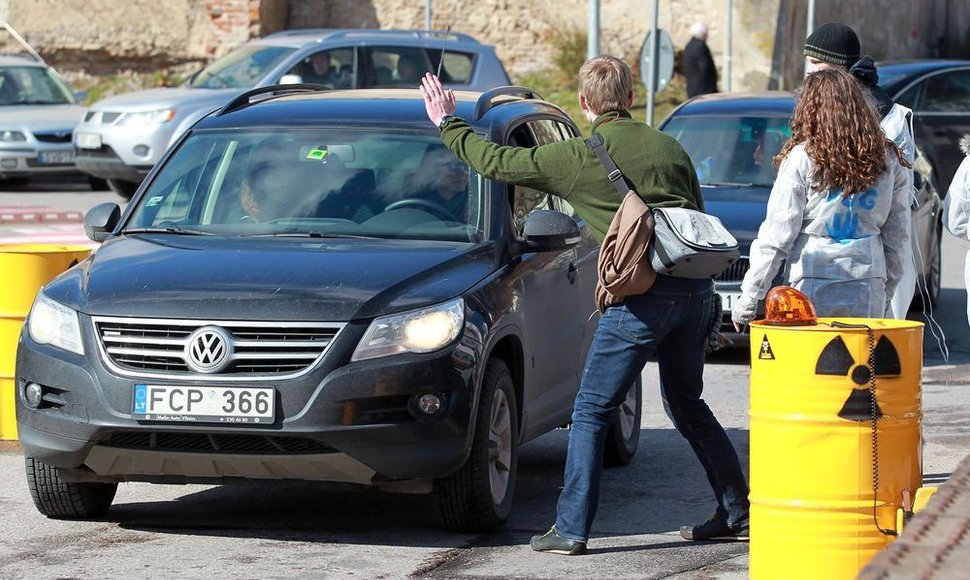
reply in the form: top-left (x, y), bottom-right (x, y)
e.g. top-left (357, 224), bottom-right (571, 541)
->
top-left (0, 178), bottom-right (968, 579)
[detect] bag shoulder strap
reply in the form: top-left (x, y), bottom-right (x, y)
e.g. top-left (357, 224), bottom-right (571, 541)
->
top-left (585, 133), bottom-right (632, 200)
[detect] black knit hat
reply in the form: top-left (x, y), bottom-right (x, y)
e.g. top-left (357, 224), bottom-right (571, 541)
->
top-left (803, 23), bottom-right (860, 66)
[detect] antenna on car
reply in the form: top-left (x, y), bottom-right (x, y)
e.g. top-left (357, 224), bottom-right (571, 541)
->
top-left (436, 26), bottom-right (450, 78)
top-left (1, 21), bottom-right (46, 64)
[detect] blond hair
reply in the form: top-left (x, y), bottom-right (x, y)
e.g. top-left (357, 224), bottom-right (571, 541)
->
top-left (578, 55), bottom-right (633, 114)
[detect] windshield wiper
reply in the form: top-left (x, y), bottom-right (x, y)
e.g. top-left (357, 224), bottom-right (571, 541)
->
top-left (260, 231), bottom-right (382, 240)
top-left (17, 99), bottom-right (65, 105)
top-left (702, 182), bottom-right (757, 188)
top-left (123, 227), bottom-right (214, 236)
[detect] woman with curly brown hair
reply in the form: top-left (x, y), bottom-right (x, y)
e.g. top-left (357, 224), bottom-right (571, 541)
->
top-left (732, 68), bottom-right (911, 327)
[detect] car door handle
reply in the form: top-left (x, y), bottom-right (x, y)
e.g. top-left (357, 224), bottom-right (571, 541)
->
top-left (933, 130), bottom-right (947, 137)
top-left (567, 263), bottom-right (578, 284)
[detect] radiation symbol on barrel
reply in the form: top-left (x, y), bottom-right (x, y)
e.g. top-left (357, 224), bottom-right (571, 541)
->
top-left (814, 335), bottom-right (901, 421)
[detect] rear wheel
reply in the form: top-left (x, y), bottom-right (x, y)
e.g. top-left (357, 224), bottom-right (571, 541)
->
top-left (604, 376), bottom-right (642, 467)
top-left (25, 456), bottom-right (117, 519)
top-left (88, 176), bottom-right (109, 191)
top-left (107, 178), bottom-right (140, 200)
top-left (436, 358), bottom-right (518, 532)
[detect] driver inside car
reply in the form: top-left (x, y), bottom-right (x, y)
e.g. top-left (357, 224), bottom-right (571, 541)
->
top-left (397, 144), bottom-right (470, 221)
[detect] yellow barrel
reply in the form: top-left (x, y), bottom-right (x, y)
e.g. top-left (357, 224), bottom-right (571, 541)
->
top-left (749, 317), bottom-right (923, 580)
top-left (0, 244), bottom-right (91, 440)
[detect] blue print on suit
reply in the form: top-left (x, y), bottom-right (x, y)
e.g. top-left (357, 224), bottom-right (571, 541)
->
top-left (825, 187), bottom-right (876, 242)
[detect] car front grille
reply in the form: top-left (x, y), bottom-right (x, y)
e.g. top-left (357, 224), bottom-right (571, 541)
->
top-left (715, 257), bottom-right (750, 283)
top-left (34, 132), bottom-right (73, 143)
top-left (103, 431), bottom-right (337, 455)
top-left (92, 317), bottom-right (344, 380)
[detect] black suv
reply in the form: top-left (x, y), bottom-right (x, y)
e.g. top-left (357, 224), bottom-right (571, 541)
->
top-left (16, 85), bottom-right (641, 532)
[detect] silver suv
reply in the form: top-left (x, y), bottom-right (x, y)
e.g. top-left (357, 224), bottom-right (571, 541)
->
top-left (73, 29), bottom-right (511, 198)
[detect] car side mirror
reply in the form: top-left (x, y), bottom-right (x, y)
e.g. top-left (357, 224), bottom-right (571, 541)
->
top-left (73, 90), bottom-right (88, 103)
top-left (279, 74), bottom-right (303, 85)
top-left (84, 202), bottom-right (121, 242)
top-left (520, 210), bottom-right (581, 252)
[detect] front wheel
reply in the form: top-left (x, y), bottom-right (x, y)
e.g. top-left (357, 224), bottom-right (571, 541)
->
top-left (107, 178), bottom-right (140, 200)
top-left (25, 456), bottom-right (117, 519)
top-left (604, 376), bottom-right (642, 467)
top-left (435, 358), bottom-right (519, 532)
top-left (917, 222), bottom-right (942, 309)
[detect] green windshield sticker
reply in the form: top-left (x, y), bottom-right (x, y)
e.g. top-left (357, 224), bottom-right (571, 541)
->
top-left (304, 147), bottom-right (328, 161)
top-left (146, 196), bottom-right (164, 207)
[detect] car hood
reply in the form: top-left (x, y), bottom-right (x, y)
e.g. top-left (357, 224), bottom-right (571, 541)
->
top-left (44, 235), bottom-right (498, 322)
top-left (701, 186), bottom-right (771, 254)
top-left (88, 87), bottom-right (239, 113)
top-left (0, 104), bottom-right (85, 131)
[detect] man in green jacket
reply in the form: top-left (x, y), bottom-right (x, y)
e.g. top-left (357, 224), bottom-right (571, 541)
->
top-left (421, 57), bottom-right (750, 554)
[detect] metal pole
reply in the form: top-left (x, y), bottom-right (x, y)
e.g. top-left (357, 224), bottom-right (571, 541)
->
top-left (425, 0), bottom-right (432, 30)
top-left (725, 0), bottom-right (733, 92)
top-left (588, 0), bottom-right (600, 60)
top-left (646, 0), bottom-right (659, 125)
top-left (806, 0), bottom-right (815, 37)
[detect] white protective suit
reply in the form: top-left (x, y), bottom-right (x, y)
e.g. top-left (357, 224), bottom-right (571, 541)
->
top-left (943, 136), bottom-right (970, 326)
top-left (733, 143), bottom-right (911, 322)
top-left (882, 104), bottom-right (918, 318)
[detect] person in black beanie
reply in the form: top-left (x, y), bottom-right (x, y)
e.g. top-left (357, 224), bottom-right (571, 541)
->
top-left (802, 22), bottom-right (918, 320)
top-left (803, 22), bottom-right (894, 118)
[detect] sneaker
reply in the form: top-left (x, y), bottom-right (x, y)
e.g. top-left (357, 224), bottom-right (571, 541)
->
top-left (679, 513), bottom-right (750, 541)
top-left (530, 526), bottom-right (588, 555)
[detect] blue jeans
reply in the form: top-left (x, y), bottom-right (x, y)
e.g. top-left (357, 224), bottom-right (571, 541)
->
top-left (554, 275), bottom-right (750, 542)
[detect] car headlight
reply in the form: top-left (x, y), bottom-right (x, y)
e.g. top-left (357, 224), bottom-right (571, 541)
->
top-left (352, 298), bottom-right (465, 362)
top-left (28, 293), bottom-right (84, 355)
top-left (118, 108), bottom-right (176, 126)
top-left (0, 130), bottom-right (26, 142)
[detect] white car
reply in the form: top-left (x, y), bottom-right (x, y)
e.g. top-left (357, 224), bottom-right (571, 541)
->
top-left (73, 29), bottom-right (511, 199)
top-left (0, 53), bottom-right (87, 187)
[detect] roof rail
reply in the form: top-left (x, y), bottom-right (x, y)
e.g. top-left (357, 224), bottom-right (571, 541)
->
top-left (323, 29), bottom-right (478, 43)
top-left (1, 22), bottom-right (45, 64)
top-left (473, 86), bottom-right (544, 120)
top-left (264, 28), bottom-right (335, 39)
top-left (217, 84), bottom-right (330, 116)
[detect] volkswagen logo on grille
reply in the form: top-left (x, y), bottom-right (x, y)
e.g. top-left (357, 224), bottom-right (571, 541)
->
top-left (184, 326), bottom-right (234, 374)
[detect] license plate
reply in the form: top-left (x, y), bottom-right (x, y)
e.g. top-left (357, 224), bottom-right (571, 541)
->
top-left (132, 384), bottom-right (275, 424)
top-left (38, 150), bottom-right (74, 165)
top-left (719, 290), bottom-right (743, 311)
top-left (75, 132), bottom-right (102, 149)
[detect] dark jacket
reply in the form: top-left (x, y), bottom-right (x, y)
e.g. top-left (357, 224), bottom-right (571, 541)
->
top-left (440, 110), bottom-right (702, 243)
top-left (683, 37), bottom-right (718, 97)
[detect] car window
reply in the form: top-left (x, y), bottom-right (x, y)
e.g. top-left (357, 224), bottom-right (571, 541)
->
top-left (662, 115), bottom-right (792, 189)
top-left (920, 70), bottom-right (970, 113)
top-left (189, 45), bottom-right (295, 89)
top-left (0, 66), bottom-right (75, 105)
top-left (127, 128), bottom-right (485, 243)
top-left (432, 51), bottom-right (475, 85)
top-left (362, 47), bottom-right (434, 88)
top-left (506, 123), bottom-right (551, 231)
top-left (284, 48), bottom-right (355, 88)
top-left (897, 81), bottom-right (924, 109)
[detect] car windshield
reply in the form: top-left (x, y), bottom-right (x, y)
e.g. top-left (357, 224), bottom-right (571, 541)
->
top-left (126, 128), bottom-right (486, 243)
top-left (188, 45), bottom-right (295, 89)
top-left (662, 114), bottom-right (792, 189)
top-left (0, 66), bottom-right (75, 105)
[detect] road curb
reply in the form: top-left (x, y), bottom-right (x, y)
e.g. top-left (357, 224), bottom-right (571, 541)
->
top-left (0, 207), bottom-right (83, 224)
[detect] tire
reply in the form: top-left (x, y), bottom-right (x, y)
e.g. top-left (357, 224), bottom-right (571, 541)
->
top-left (25, 456), bottom-right (117, 519)
top-left (604, 376), bottom-right (642, 467)
top-left (88, 176), bottom-right (109, 191)
top-left (107, 178), bottom-right (140, 200)
top-left (435, 358), bottom-right (519, 532)
top-left (0, 176), bottom-right (29, 188)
